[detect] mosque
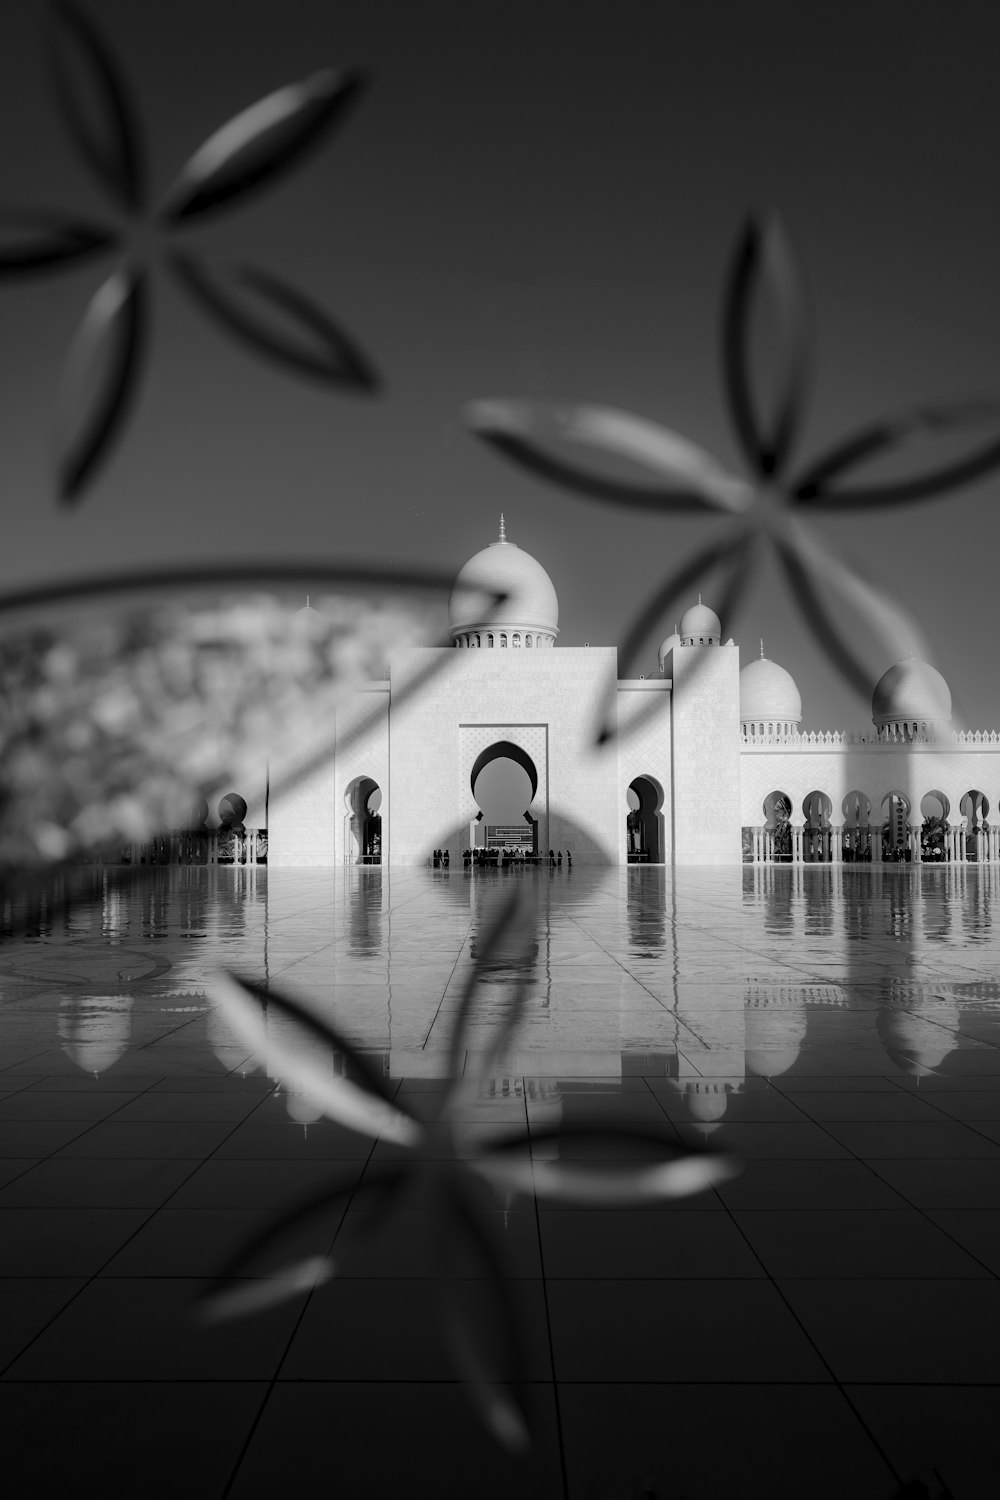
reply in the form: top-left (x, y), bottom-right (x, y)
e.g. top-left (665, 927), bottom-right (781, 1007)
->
top-left (265, 520), bottom-right (1000, 867)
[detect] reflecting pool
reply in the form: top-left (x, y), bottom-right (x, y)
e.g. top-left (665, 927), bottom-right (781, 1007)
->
top-left (1, 865), bottom-right (999, 1499)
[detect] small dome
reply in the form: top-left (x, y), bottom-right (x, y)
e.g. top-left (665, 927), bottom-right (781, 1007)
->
top-left (679, 598), bottom-right (721, 644)
top-left (872, 657), bottom-right (951, 728)
top-left (657, 630), bottom-right (681, 673)
top-left (449, 517), bottom-right (559, 644)
top-left (740, 656), bottom-right (802, 724)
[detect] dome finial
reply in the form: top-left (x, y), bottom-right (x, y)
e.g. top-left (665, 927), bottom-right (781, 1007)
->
top-left (698, 593), bottom-right (702, 605)
top-left (306, 594), bottom-right (310, 608)
top-left (498, 512), bottom-right (506, 543)
top-left (760, 638), bottom-right (764, 659)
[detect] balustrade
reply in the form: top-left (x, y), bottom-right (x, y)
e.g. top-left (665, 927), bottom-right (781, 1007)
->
top-left (110, 829), bottom-right (267, 866)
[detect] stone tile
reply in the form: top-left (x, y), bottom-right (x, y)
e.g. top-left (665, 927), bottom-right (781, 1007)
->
top-left (547, 1279), bottom-right (829, 1381)
top-left (229, 1382), bottom-right (563, 1498)
top-left (732, 1209), bottom-right (990, 1278)
top-left (0, 1382), bottom-right (268, 1499)
top-left (779, 1279), bottom-right (1000, 1382)
top-left (560, 1385), bottom-right (895, 1500)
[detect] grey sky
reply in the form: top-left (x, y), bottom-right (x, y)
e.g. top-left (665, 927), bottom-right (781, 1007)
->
top-left (1, 0), bottom-right (998, 730)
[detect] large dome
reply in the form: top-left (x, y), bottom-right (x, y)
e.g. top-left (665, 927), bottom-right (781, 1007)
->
top-left (740, 656), bottom-right (802, 724)
top-left (679, 598), bottom-right (721, 645)
top-left (872, 657), bottom-right (951, 728)
top-left (449, 517), bottom-right (559, 647)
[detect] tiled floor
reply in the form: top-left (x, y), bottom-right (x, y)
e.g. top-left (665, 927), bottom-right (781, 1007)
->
top-left (0, 862), bottom-right (998, 1496)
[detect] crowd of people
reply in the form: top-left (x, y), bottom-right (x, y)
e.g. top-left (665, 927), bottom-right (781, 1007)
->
top-left (430, 847), bottom-right (572, 868)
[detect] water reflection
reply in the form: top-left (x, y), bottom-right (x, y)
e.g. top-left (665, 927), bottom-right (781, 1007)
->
top-left (3, 864), bottom-right (1000, 1109)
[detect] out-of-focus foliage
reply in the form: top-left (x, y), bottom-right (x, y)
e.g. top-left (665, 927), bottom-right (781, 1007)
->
top-left (0, 591), bottom-right (436, 868)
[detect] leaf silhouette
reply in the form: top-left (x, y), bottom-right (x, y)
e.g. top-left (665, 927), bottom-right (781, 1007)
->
top-left (475, 1127), bottom-right (739, 1206)
top-left (445, 882), bottom-right (535, 1088)
top-left (0, 210), bottom-right (115, 275)
top-left (722, 213), bottom-right (810, 479)
top-left (48, 0), bottom-right (145, 211)
top-left (590, 524), bottom-right (753, 749)
top-left (212, 971), bottom-right (421, 1145)
top-left (436, 1175), bottom-right (533, 1452)
top-left (159, 68), bottom-right (366, 224)
top-left (777, 518), bottom-right (936, 695)
top-left (55, 263), bottom-right (146, 504)
top-left (464, 400), bottom-right (753, 514)
top-left (792, 402), bottom-right (1000, 507)
top-left (198, 1163), bottom-right (406, 1323)
top-left (169, 253), bottom-right (378, 388)
top-left (772, 526), bottom-right (880, 702)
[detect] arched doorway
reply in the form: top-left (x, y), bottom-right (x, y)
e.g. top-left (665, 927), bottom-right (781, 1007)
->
top-left (920, 790), bottom-right (949, 862)
top-left (763, 790), bottom-right (792, 862)
top-left (470, 740), bottom-right (539, 856)
top-left (345, 777), bottom-right (382, 864)
top-left (880, 790), bottom-right (911, 862)
top-left (961, 789), bottom-right (989, 862)
top-left (802, 790), bottom-right (833, 863)
top-left (626, 776), bottom-right (664, 863)
top-left (842, 790), bottom-right (871, 863)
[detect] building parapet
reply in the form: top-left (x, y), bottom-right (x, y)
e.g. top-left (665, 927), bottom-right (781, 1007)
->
top-left (741, 727), bottom-right (1000, 750)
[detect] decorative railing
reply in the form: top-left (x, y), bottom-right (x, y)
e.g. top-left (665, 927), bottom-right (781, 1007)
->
top-left (83, 829), bottom-right (268, 866)
top-left (743, 822), bottom-right (998, 865)
top-left (741, 728), bottom-right (1000, 748)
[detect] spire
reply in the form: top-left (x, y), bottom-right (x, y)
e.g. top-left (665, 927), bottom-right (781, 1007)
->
top-left (306, 594), bottom-right (310, 608)
top-left (697, 593), bottom-right (702, 605)
top-left (498, 513), bottom-right (506, 543)
top-left (760, 638), bottom-right (765, 659)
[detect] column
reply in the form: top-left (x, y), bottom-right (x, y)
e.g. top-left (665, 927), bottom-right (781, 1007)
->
top-left (830, 824), bottom-right (842, 864)
top-left (908, 824), bottom-right (922, 864)
top-left (791, 821), bottom-right (804, 865)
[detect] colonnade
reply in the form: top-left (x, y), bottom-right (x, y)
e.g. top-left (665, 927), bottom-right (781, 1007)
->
top-left (748, 822), bottom-right (1000, 865)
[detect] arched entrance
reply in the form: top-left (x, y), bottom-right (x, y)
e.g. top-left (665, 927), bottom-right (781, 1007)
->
top-left (880, 790), bottom-right (911, 862)
top-left (626, 776), bottom-right (664, 863)
top-left (470, 740), bottom-right (539, 856)
top-left (345, 777), bottom-right (382, 864)
top-left (961, 789), bottom-right (990, 862)
top-left (802, 790), bottom-right (833, 863)
top-left (763, 790), bottom-right (792, 862)
top-left (842, 790), bottom-right (872, 863)
top-left (920, 789), bottom-right (949, 862)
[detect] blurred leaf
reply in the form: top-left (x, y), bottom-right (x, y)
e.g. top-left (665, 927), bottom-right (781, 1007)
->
top-left (445, 883), bottom-right (534, 1086)
top-left (772, 526), bottom-right (878, 702)
top-left (464, 400), bottom-right (753, 513)
top-left (48, 0), bottom-right (145, 211)
top-left (722, 213), bottom-right (810, 480)
top-left (0, 210), bottom-right (115, 275)
top-left (792, 402), bottom-right (1000, 507)
top-left (54, 263), bottom-right (146, 504)
top-left (198, 1162), bottom-right (405, 1322)
top-left (592, 524), bottom-right (753, 748)
top-left (475, 1129), bottom-right (740, 1206)
top-left (170, 253), bottom-right (378, 388)
top-left (211, 971), bottom-right (421, 1145)
top-left (159, 68), bottom-right (366, 224)
top-left (437, 1176), bottom-right (532, 1452)
top-left (200, 1255), bottom-right (335, 1322)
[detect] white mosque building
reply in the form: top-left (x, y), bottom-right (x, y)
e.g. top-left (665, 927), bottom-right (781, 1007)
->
top-left (264, 520), bottom-right (1000, 867)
